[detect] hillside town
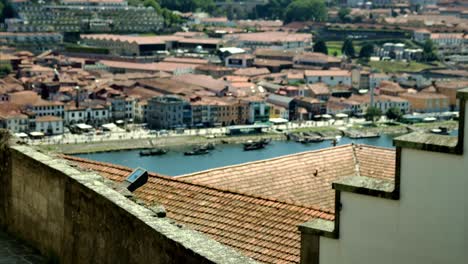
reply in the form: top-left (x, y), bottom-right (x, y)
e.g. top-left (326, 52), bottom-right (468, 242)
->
top-left (0, 0), bottom-right (467, 137)
top-left (0, 1), bottom-right (468, 264)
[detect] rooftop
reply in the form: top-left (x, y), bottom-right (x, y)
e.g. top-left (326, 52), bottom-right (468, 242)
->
top-left (62, 155), bottom-right (334, 264)
top-left (177, 144), bottom-right (395, 210)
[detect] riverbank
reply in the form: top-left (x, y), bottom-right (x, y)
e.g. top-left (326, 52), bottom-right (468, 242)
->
top-left (38, 120), bottom-right (458, 155)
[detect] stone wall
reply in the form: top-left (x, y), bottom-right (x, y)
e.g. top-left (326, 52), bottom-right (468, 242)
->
top-left (0, 143), bottom-right (255, 264)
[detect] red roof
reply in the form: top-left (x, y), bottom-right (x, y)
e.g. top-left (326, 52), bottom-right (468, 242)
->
top-left (62, 155), bottom-right (334, 264)
top-left (178, 144), bottom-right (395, 210)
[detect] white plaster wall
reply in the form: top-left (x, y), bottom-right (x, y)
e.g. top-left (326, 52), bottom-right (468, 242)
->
top-left (320, 104), bottom-right (468, 264)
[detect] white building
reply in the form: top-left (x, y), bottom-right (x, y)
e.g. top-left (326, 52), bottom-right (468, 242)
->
top-left (300, 87), bottom-right (468, 264)
top-left (304, 70), bottom-right (352, 87)
top-left (30, 100), bottom-right (64, 118)
top-left (0, 113), bottom-right (29, 133)
top-left (35, 115), bottom-right (64, 135)
top-left (64, 104), bottom-right (110, 126)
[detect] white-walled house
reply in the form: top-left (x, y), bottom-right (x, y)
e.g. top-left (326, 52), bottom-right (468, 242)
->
top-left (299, 88), bottom-right (468, 264)
top-left (304, 70), bottom-right (351, 87)
top-left (35, 115), bottom-right (64, 135)
top-left (64, 104), bottom-right (110, 126)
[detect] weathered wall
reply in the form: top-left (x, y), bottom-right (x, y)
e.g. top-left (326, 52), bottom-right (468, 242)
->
top-left (317, 96), bottom-right (468, 264)
top-left (0, 145), bottom-right (255, 264)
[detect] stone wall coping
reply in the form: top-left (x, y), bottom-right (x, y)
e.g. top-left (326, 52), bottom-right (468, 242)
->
top-left (10, 146), bottom-right (258, 264)
top-left (298, 219), bottom-right (337, 239)
top-left (393, 132), bottom-right (459, 154)
top-left (332, 175), bottom-right (397, 200)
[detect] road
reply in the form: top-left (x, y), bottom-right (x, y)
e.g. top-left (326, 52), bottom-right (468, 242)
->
top-left (23, 118), bottom-right (366, 146)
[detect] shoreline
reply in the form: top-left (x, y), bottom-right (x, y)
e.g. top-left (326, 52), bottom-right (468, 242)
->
top-left (37, 120), bottom-right (458, 155)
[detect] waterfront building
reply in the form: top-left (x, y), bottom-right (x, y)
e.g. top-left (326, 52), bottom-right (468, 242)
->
top-left (0, 104), bottom-right (29, 133)
top-left (266, 94), bottom-right (297, 121)
top-left (400, 92), bottom-right (449, 113)
top-left (109, 97), bottom-right (134, 121)
top-left (64, 103), bottom-right (110, 126)
top-left (35, 115), bottom-right (64, 135)
top-left (146, 95), bottom-right (190, 129)
top-left (435, 80), bottom-right (468, 111)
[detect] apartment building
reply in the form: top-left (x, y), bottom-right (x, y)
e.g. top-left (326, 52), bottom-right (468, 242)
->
top-left (146, 95), bottom-right (190, 129)
top-left (400, 92), bottom-right (449, 113)
top-left (35, 115), bottom-right (64, 135)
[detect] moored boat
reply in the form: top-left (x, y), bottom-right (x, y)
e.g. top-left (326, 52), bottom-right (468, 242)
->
top-left (430, 127), bottom-right (449, 135)
top-left (139, 148), bottom-right (168, 156)
top-left (243, 138), bottom-right (271, 151)
top-left (184, 148), bottom-right (210, 156)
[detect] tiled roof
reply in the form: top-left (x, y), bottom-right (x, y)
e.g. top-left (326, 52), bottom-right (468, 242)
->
top-left (178, 144), bottom-right (395, 210)
top-left (62, 155), bottom-right (334, 264)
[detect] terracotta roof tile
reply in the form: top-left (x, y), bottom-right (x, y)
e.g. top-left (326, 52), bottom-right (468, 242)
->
top-left (178, 144), bottom-right (395, 210)
top-left (62, 155), bottom-right (334, 264)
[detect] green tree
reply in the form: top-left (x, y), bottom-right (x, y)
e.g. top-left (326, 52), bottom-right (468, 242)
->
top-left (284, 0), bottom-right (327, 23)
top-left (338, 7), bottom-right (351, 22)
top-left (422, 39), bottom-right (438, 62)
top-left (0, 0), bottom-right (15, 22)
top-left (0, 63), bottom-right (12, 77)
top-left (385, 107), bottom-right (403, 121)
top-left (359, 43), bottom-right (374, 59)
top-left (313, 40), bottom-right (328, 55)
top-left (365, 106), bottom-right (382, 123)
top-left (341, 39), bottom-right (355, 58)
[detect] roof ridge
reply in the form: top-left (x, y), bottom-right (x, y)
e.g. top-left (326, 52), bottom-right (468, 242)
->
top-left (176, 144), bottom-right (355, 178)
top-left (351, 143), bottom-right (361, 177)
top-left (61, 154), bottom-right (335, 216)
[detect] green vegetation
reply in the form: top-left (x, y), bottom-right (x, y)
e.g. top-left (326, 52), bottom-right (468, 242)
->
top-left (0, 63), bottom-right (12, 77)
top-left (422, 39), bottom-right (438, 62)
top-left (365, 106), bottom-right (382, 123)
top-left (284, 0), bottom-right (327, 23)
top-left (367, 61), bottom-right (440, 73)
top-left (0, 0), bottom-right (15, 22)
top-left (338, 7), bottom-right (351, 23)
top-left (313, 40), bottom-right (328, 55)
top-left (128, 0), bottom-right (182, 28)
top-left (358, 43), bottom-right (374, 59)
top-left (341, 39), bottom-right (356, 58)
top-left (385, 107), bottom-right (403, 121)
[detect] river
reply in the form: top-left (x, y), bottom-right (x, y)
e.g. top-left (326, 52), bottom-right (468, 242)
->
top-left (76, 134), bottom-right (404, 176)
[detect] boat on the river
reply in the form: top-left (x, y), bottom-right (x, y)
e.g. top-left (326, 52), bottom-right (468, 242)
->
top-left (430, 127), bottom-right (449, 135)
top-left (139, 148), bottom-right (167, 156)
top-left (184, 148), bottom-right (210, 156)
top-left (243, 138), bottom-right (271, 151)
top-left (297, 136), bottom-right (324, 144)
top-left (347, 132), bottom-right (380, 139)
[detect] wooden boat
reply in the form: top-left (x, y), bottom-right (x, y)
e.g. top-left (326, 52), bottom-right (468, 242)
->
top-left (139, 148), bottom-right (167, 156)
top-left (243, 138), bottom-right (271, 151)
top-left (184, 148), bottom-right (210, 156)
top-left (297, 137), bottom-right (324, 144)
